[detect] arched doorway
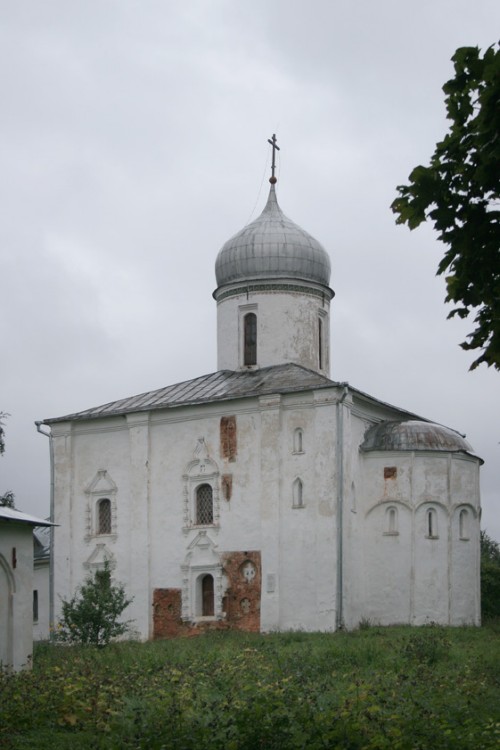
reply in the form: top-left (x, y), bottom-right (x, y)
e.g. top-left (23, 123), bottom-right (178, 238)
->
top-left (201, 574), bottom-right (214, 616)
top-left (0, 555), bottom-right (14, 668)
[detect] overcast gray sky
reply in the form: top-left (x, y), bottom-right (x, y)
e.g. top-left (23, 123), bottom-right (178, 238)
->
top-left (1, 1), bottom-right (499, 540)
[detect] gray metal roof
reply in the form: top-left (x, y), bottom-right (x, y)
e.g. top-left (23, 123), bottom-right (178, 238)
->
top-left (34, 526), bottom-right (51, 560)
top-left (215, 186), bottom-right (332, 289)
top-left (0, 507), bottom-right (54, 526)
top-left (43, 368), bottom-right (479, 460)
top-left (45, 364), bottom-right (337, 423)
top-left (361, 420), bottom-right (474, 454)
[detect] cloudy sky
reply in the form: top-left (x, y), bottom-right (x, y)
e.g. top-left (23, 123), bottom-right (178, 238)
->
top-left (1, 1), bottom-right (499, 539)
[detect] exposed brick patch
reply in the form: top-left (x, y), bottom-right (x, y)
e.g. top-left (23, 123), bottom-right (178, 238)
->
top-left (221, 550), bottom-right (261, 632)
top-left (152, 589), bottom-right (226, 639)
top-left (220, 416), bottom-right (237, 461)
top-left (153, 550), bottom-right (262, 639)
top-left (153, 589), bottom-right (188, 639)
top-left (384, 466), bottom-right (397, 479)
top-left (221, 474), bottom-right (233, 501)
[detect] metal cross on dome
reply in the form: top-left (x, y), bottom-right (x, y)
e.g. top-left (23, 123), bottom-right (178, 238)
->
top-left (267, 133), bottom-right (280, 184)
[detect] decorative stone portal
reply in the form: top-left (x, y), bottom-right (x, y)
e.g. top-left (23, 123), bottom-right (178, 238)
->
top-left (181, 532), bottom-right (223, 622)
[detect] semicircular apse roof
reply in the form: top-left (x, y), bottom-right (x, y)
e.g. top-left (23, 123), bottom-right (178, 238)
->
top-left (361, 420), bottom-right (474, 453)
top-left (215, 185), bottom-right (331, 289)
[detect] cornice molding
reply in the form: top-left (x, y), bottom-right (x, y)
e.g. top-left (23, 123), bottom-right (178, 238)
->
top-left (214, 282), bottom-right (334, 303)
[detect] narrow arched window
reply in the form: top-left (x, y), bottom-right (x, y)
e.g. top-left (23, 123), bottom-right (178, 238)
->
top-left (293, 428), bottom-right (304, 453)
top-left (196, 484), bottom-right (213, 525)
top-left (293, 478), bottom-right (304, 508)
top-left (98, 498), bottom-right (111, 534)
top-left (318, 317), bottom-right (323, 370)
top-left (201, 574), bottom-right (214, 616)
top-left (388, 507), bottom-right (397, 534)
top-left (427, 508), bottom-right (437, 539)
top-left (459, 509), bottom-right (469, 540)
top-left (244, 313), bottom-right (257, 366)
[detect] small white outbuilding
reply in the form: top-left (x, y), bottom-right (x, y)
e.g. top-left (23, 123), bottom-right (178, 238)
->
top-left (0, 507), bottom-right (53, 671)
top-left (41, 168), bottom-right (482, 639)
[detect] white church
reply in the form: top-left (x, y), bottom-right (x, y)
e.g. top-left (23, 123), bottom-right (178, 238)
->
top-left (43, 140), bottom-right (482, 637)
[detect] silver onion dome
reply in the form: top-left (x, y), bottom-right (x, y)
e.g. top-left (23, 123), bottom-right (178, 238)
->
top-left (361, 420), bottom-right (474, 454)
top-left (215, 185), bottom-right (331, 288)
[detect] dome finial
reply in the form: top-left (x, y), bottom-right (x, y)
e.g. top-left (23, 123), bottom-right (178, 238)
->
top-left (267, 133), bottom-right (280, 184)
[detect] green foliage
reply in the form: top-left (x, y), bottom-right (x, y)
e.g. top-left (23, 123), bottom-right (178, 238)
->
top-left (57, 563), bottom-right (133, 647)
top-left (481, 529), bottom-right (500, 564)
top-left (0, 413), bottom-right (15, 508)
top-left (1, 627), bottom-right (500, 748)
top-left (392, 43), bottom-right (500, 371)
top-left (0, 490), bottom-right (15, 508)
top-left (0, 412), bottom-right (8, 456)
top-left (481, 531), bottom-right (500, 618)
top-left (401, 623), bottom-right (451, 666)
top-left (358, 616), bottom-right (374, 630)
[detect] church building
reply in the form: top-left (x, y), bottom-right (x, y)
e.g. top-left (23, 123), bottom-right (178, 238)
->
top-left (43, 139), bottom-right (482, 637)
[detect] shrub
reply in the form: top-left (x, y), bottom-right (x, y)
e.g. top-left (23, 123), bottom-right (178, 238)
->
top-left (401, 624), bottom-right (451, 666)
top-left (57, 562), bottom-right (133, 646)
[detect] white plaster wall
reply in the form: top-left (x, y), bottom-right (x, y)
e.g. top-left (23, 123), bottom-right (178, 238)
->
top-left (33, 560), bottom-right (50, 641)
top-left (413, 455), bottom-right (450, 505)
top-left (279, 402), bottom-right (319, 629)
top-left (450, 456), bottom-right (481, 625)
top-left (259, 394), bottom-right (282, 630)
top-left (355, 450), bottom-right (481, 627)
top-left (216, 288), bottom-right (331, 376)
top-left (450, 505), bottom-right (480, 625)
top-left (362, 503), bottom-right (413, 623)
top-left (126, 413), bottom-right (151, 637)
top-left (52, 422), bottom-right (73, 612)
top-left (340, 401), bottom-right (360, 629)
top-left (413, 500), bottom-right (449, 624)
top-left (52, 418), bottom-right (145, 635)
top-left (53, 408), bottom-right (247, 638)
top-left (51, 388), bottom-right (481, 638)
top-left (52, 386), bottom-right (346, 639)
top-left (0, 523), bottom-right (35, 671)
top-left (349, 449), bottom-right (414, 627)
top-left (278, 394), bottom-right (338, 631)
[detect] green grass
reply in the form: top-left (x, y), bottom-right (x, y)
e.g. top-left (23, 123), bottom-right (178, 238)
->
top-left (1, 624), bottom-right (500, 749)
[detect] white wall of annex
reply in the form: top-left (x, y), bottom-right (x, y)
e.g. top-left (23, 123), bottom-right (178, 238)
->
top-left (0, 523), bottom-right (35, 671)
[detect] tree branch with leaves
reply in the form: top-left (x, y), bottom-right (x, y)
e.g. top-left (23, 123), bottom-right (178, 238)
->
top-left (0, 412), bottom-right (15, 508)
top-left (392, 43), bottom-right (500, 370)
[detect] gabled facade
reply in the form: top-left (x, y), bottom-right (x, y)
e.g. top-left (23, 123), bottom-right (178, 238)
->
top-left (0, 508), bottom-right (53, 670)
